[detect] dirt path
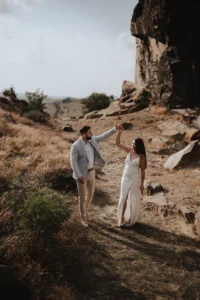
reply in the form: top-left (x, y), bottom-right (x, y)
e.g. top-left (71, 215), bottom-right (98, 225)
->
top-left (65, 110), bottom-right (200, 300)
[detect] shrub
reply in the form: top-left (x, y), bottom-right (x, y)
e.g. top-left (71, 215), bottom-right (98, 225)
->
top-left (2, 187), bottom-right (71, 238)
top-left (81, 93), bottom-right (111, 112)
top-left (25, 89), bottom-right (47, 112)
top-left (62, 97), bottom-right (72, 104)
top-left (2, 86), bottom-right (17, 101)
top-left (23, 110), bottom-right (47, 123)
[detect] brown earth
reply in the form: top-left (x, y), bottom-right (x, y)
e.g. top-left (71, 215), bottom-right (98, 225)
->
top-left (63, 107), bottom-right (200, 300)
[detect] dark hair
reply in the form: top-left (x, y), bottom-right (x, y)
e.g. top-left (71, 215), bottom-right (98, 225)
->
top-left (135, 138), bottom-right (147, 168)
top-left (80, 125), bottom-right (91, 135)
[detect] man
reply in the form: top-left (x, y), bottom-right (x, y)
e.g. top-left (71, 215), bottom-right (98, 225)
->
top-left (70, 124), bottom-right (121, 227)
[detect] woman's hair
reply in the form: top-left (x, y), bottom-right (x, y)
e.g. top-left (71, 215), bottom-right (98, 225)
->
top-left (135, 138), bottom-right (147, 168)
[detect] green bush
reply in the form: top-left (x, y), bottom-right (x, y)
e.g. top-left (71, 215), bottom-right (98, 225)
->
top-left (23, 110), bottom-right (47, 122)
top-left (2, 86), bottom-right (17, 101)
top-left (2, 187), bottom-right (71, 238)
top-left (62, 97), bottom-right (72, 104)
top-left (25, 89), bottom-right (47, 112)
top-left (81, 93), bottom-right (111, 112)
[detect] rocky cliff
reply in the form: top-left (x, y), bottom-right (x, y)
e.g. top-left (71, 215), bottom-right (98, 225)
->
top-left (131, 0), bottom-right (200, 108)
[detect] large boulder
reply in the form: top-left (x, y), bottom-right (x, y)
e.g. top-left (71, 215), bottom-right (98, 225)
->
top-left (131, 0), bottom-right (200, 108)
top-left (84, 111), bottom-right (103, 119)
top-left (121, 80), bottom-right (136, 97)
top-left (164, 140), bottom-right (200, 170)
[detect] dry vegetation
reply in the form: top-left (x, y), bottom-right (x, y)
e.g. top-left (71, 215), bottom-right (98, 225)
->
top-left (0, 111), bottom-right (70, 184)
top-left (1, 104), bottom-right (200, 299)
top-left (0, 110), bottom-right (103, 299)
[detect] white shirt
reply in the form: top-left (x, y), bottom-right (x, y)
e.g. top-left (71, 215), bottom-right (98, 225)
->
top-left (81, 139), bottom-right (94, 169)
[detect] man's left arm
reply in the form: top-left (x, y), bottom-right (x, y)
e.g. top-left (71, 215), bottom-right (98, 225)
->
top-left (93, 126), bottom-right (117, 143)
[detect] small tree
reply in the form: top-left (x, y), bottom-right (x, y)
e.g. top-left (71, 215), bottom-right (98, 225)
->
top-left (62, 97), bottom-right (72, 104)
top-left (3, 86), bottom-right (17, 101)
top-left (81, 92), bottom-right (111, 113)
top-left (25, 89), bottom-right (47, 112)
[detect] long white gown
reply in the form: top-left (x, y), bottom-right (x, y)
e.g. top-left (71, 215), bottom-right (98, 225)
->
top-left (117, 152), bottom-right (141, 227)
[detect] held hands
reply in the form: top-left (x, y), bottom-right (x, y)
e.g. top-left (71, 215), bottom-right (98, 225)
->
top-left (116, 123), bottom-right (124, 134)
top-left (78, 177), bottom-right (84, 184)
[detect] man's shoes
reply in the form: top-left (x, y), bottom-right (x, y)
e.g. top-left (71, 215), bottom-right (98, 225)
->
top-left (81, 220), bottom-right (89, 228)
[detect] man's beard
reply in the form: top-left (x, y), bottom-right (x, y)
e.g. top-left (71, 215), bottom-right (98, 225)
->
top-left (86, 135), bottom-right (92, 140)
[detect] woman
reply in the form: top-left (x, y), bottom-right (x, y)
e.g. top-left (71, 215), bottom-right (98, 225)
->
top-left (116, 127), bottom-right (147, 227)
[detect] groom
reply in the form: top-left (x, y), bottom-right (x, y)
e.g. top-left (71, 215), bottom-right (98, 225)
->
top-left (70, 124), bottom-right (121, 227)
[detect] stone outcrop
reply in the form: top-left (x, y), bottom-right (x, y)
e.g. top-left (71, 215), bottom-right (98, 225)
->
top-left (131, 0), bottom-right (200, 108)
top-left (164, 140), bottom-right (200, 169)
top-left (85, 81), bottom-right (151, 119)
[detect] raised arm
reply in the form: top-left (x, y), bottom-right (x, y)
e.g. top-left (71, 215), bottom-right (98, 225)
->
top-left (115, 129), bottom-right (131, 153)
top-left (93, 127), bottom-right (117, 143)
top-left (140, 155), bottom-right (146, 195)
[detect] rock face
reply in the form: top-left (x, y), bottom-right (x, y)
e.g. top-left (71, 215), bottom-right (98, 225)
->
top-left (131, 0), bottom-right (200, 108)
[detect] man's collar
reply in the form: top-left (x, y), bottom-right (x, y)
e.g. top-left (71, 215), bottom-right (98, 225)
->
top-left (81, 138), bottom-right (87, 145)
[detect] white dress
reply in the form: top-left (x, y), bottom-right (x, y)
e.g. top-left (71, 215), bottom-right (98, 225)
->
top-left (117, 152), bottom-right (141, 227)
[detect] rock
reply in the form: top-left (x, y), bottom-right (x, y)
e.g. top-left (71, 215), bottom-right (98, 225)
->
top-left (173, 141), bottom-right (187, 151)
top-left (164, 140), bottom-right (200, 170)
top-left (129, 88), bottom-right (151, 112)
top-left (143, 193), bottom-right (169, 217)
top-left (152, 147), bottom-right (173, 155)
top-left (62, 124), bottom-right (74, 132)
top-left (146, 182), bottom-right (165, 196)
top-left (84, 111), bottom-right (103, 119)
top-left (131, 1), bottom-right (200, 108)
top-left (120, 102), bottom-right (136, 110)
top-left (150, 137), bottom-right (170, 148)
top-left (158, 121), bottom-right (190, 134)
top-left (121, 122), bottom-right (133, 130)
top-left (162, 129), bottom-right (184, 143)
top-left (143, 192), bottom-right (167, 206)
top-left (190, 130), bottom-right (200, 141)
top-left (171, 109), bottom-right (197, 117)
top-left (118, 109), bottom-right (130, 115)
top-left (183, 116), bottom-right (200, 131)
top-left (98, 100), bottom-right (121, 117)
top-left (178, 206), bottom-right (195, 224)
top-left (121, 80), bottom-right (136, 96)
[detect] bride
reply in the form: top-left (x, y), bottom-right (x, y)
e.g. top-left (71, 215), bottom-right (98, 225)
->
top-left (116, 127), bottom-right (147, 227)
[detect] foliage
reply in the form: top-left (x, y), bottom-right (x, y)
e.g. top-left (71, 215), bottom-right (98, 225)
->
top-left (25, 89), bottom-right (47, 112)
top-left (2, 187), bottom-right (71, 238)
top-left (81, 92), bottom-right (111, 112)
top-left (2, 86), bottom-right (17, 100)
top-left (62, 97), bottom-right (72, 104)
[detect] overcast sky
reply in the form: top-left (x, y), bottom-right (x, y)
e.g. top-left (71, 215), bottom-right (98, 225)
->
top-left (0, 0), bottom-right (137, 98)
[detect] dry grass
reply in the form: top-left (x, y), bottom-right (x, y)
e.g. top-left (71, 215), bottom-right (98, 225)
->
top-left (0, 111), bottom-right (71, 183)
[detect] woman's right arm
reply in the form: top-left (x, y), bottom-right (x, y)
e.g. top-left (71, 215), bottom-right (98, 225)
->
top-left (115, 130), bottom-right (131, 153)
